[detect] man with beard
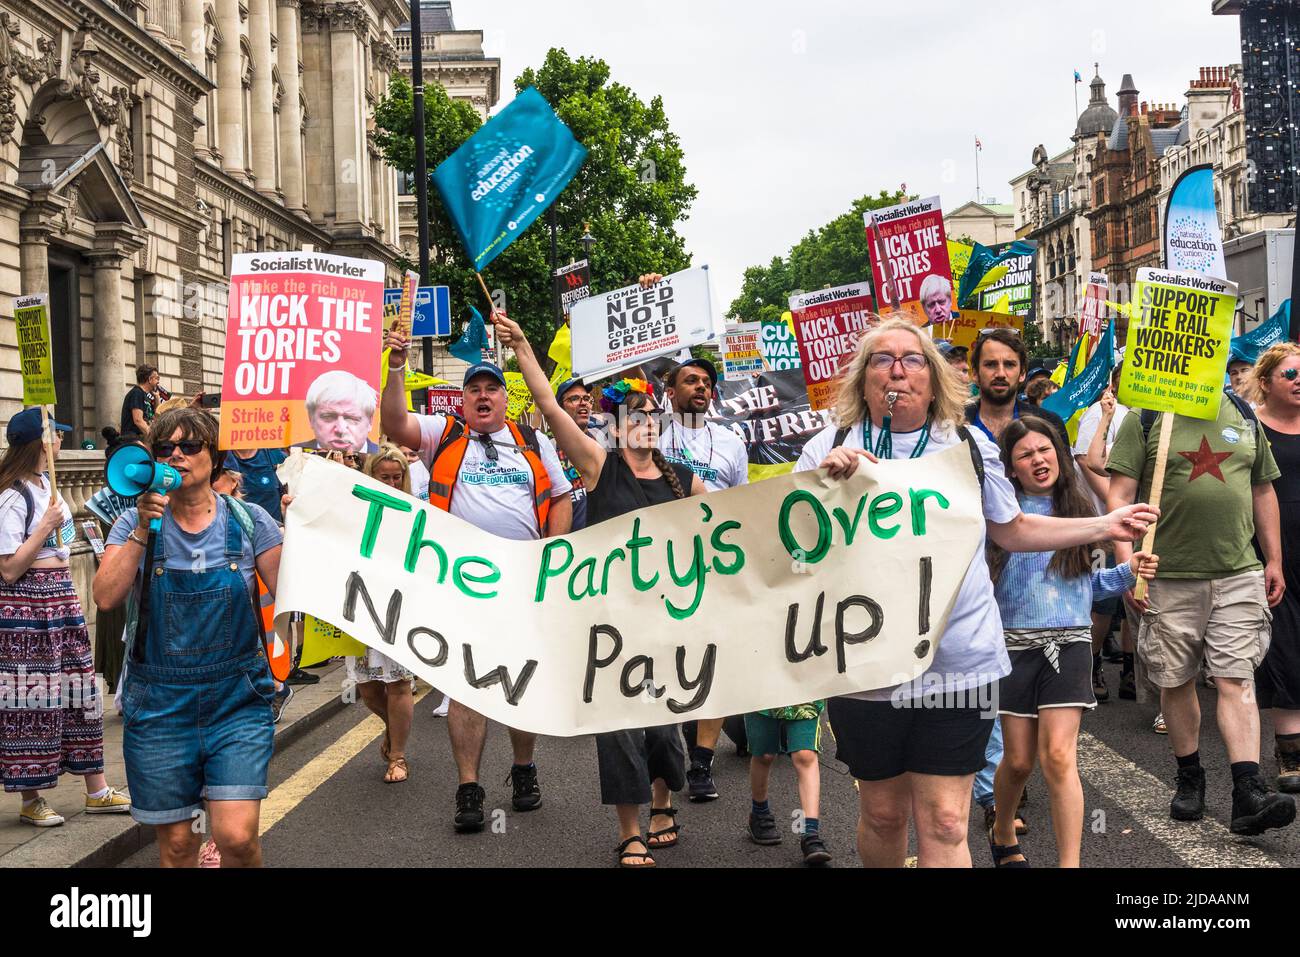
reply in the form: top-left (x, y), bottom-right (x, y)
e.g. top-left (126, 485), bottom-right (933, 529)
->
top-left (381, 334), bottom-right (573, 834)
top-left (965, 329), bottom-right (1068, 445)
top-left (659, 354), bottom-right (748, 802)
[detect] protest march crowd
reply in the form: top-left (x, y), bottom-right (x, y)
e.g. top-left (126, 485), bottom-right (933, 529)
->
top-left (3, 85), bottom-right (1297, 872)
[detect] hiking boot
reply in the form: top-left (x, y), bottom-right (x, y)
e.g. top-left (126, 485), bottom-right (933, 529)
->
top-left (454, 783), bottom-right (486, 833)
top-left (687, 759), bottom-right (719, 803)
top-left (801, 832), bottom-right (832, 865)
top-left (1118, 671), bottom-right (1137, 700)
top-left (748, 810), bottom-right (782, 845)
top-left (1093, 666), bottom-right (1109, 703)
top-left (1170, 766), bottom-right (1206, 822)
top-left (1230, 774), bottom-right (1297, 835)
top-left (1277, 739), bottom-right (1300, 795)
top-left (508, 764), bottom-right (542, 812)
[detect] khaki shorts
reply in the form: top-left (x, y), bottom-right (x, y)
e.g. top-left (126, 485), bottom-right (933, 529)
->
top-left (1136, 570), bottom-right (1272, 688)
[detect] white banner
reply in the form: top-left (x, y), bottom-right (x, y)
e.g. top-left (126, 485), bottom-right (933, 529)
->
top-left (274, 445), bottom-right (985, 736)
top-left (569, 266), bottom-right (717, 379)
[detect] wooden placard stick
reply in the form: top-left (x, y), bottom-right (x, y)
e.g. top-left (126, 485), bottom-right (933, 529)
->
top-left (1132, 412), bottom-right (1173, 602)
top-left (39, 404), bottom-right (58, 497)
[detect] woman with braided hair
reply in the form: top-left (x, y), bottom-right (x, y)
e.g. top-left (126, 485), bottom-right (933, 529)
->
top-left (492, 310), bottom-right (704, 868)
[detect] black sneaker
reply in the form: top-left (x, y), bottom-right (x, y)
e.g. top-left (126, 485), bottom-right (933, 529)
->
top-left (454, 783), bottom-right (486, 833)
top-left (1118, 671), bottom-right (1137, 700)
top-left (285, 667), bottom-right (320, 686)
top-left (270, 685), bottom-right (294, 724)
top-left (686, 760), bottom-right (719, 802)
top-left (1170, 766), bottom-right (1206, 821)
top-left (748, 811), bottom-right (781, 845)
top-left (1230, 774), bottom-right (1297, 835)
top-left (801, 832), bottom-right (832, 865)
top-left (1093, 667), bottom-right (1109, 703)
top-left (508, 764), bottom-right (542, 812)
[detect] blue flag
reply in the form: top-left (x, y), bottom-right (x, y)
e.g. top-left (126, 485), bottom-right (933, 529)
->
top-left (432, 87), bottom-right (587, 273)
top-left (1042, 320), bottom-right (1116, 424)
top-left (1229, 300), bottom-right (1291, 365)
top-left (450, 306), bottom-right (489, 364)
top-left (1163, 165), bottom-right (1225, 278)
top-left (957, 240), bottom-right (1036, 308)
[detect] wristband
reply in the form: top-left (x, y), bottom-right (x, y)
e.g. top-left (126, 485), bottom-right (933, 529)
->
top-left (127, 531), bottom-right (148, 548)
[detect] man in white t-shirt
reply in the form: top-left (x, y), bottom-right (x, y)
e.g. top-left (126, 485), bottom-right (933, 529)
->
top-left (382, 337), bottom-right (572, 835)
top-left (401, 446), bottom-right (430, 501)
top-left (656, 356), bottom-right (748, 801)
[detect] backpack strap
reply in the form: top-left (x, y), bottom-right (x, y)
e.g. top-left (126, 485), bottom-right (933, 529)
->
top-left (506, 421), bottom-right (553, 534)
top-left (831, 427), bottom-right (852, 450)
top-left (220, 494), bottom-right (270, 659)
top-left (222, 494), bottom-right (256, 543)
top-left (11, 481), bottom-right (35, 539)
top-left (1140, 408), bottom-right (1159, 442)
top-left (955, 425), bottom-right (986, 492)
top-left (431, 413), bottom-right (467, 465)
top-left (1225, 389), bottom-right (1257, 436)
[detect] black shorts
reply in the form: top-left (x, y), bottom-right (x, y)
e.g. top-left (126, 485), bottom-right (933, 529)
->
top-left (998, 642), bottom-right (1097, 718)
top-left (826, 692), bottom-right (995, 782)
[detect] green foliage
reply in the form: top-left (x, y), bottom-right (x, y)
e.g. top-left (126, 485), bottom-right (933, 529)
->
top-left (372, 50), bottom-right (698, 351)
top-left (727, 190), bottom-right (909, 323)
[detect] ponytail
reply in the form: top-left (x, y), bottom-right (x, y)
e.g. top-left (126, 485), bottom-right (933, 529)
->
top-left (649, 448), bottom-right (687, 500)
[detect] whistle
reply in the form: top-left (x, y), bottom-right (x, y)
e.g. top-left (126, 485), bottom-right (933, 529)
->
top-left (887, 391), bottom-right (899, 410)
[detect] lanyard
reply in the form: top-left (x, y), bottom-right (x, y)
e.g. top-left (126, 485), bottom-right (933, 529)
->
top-left (864, 419), bottom-right (931, 461)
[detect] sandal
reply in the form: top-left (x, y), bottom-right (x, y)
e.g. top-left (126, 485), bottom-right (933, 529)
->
top-left (380, 729), bottom-right (391, 763)
top-left (617, 835), bottom-right (655, 868)
top-left (384, 757), bottom-right (409, 784)
top-left (647, 807), bottom-right (680, 849)
top-left (987, 821), bottom-right (1029, 868)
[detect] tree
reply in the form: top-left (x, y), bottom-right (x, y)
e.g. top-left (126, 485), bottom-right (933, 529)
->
top-left (727, 190), bottom-right (909, 323)
top-left (373, 50), bottom-right (698, 349)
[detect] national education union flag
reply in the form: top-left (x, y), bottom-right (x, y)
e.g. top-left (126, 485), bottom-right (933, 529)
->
top-left (432, 86), bottom-right (588, 273)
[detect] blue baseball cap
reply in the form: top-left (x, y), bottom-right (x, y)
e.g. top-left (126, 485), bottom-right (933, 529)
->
top-left (6, 408), bottom-right (71, 446)
top-left (555, 377), bottom-right (589, 401)
top-left (463, 362), bottom-right (507, 388)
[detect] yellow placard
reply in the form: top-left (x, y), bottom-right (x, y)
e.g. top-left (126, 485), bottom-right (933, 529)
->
top-left (14, 294), bottom-right (56, 406)
top-left (1117, 269), bottom-right (1237, 421)
top-left (505, 371), bottom-right (531, 420)
top-left (300, 614), bottom-right (368, 667)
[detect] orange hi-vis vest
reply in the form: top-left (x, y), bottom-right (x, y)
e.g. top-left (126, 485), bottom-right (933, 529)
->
top-left (427, 415), bottom-right (553, 534)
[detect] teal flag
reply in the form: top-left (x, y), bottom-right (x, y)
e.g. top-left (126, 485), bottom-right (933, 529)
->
top-left (432, 87), bottom-right (587, 272)
top-left (1229, 300), bottom-right (1290, 365)
top-left (1042, 321), bottom-right (1115, 424)
top-left (450, 306), bottom-right (489, 364)
top-left (957, 240), bottom-right (1036, 308)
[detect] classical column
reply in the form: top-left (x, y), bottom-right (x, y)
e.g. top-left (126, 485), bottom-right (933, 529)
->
top-left (216, 0), bottom-right (246, 178)
top-left (180, 0), bottom-right (204, 68)
top-left (18, 218), bottom-right (51, 297)
top-left (277, 0), bottom-right (305, 212)
top-left (249, 0), bottom-right (277, 195)
top-left (89, 251), bottom-right (127, 437)
top-left (328, 2), bottom-right (368, 227)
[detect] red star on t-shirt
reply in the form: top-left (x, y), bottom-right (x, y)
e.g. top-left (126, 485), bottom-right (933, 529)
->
top-left (1178, 437), bottom-right (1233, 483)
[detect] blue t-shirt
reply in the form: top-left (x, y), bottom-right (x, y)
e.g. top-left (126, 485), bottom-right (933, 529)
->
top-left (107, 496), bottom-right (283, 586)
top-left (223, 449), bottom-right (287, 523)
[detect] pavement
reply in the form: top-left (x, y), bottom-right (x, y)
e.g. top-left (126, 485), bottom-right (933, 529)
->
top-left (0, 663), bottom-right (348, 868)
top-left (101, 657), bottom-right (1300, 869)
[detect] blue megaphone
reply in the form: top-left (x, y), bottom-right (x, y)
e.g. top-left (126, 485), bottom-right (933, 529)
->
top-left (104, 442), bottom-right (183, 532)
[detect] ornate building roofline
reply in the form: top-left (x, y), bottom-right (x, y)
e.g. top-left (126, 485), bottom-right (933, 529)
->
top-left (67, 0), bottom-right (213, 99)
top-left (195, 161), bottom-right (332, 245)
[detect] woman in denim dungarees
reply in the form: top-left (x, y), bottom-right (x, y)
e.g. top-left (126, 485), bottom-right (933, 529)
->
top-left (94, 408), bottom-right (283, 867)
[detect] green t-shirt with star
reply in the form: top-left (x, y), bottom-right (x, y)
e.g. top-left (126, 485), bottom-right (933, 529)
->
top-left (1107, 395), bottom-right (1280, 579)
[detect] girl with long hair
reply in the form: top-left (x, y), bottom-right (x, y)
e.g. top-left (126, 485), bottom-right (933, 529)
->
top-left (986, 417), bottom-right (1157, 867)
top-left (0, 409), bottom-right (130, 825)
top-left (492, 310), bottom-right (704, 869)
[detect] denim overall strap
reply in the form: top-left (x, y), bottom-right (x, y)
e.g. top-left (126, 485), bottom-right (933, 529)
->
top-left (131, 505), bottom-right (264, 684)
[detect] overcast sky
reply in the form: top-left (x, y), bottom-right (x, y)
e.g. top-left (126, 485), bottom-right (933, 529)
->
top-left (456, 0), bottom-right (1242, 311)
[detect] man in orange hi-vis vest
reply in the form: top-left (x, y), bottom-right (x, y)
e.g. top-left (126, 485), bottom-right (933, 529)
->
top-left (382, 327), bottom-right (573, 835)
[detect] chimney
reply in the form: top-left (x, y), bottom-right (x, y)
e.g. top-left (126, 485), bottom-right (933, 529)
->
top-left (1119, 73), bottom-right (1140, 117)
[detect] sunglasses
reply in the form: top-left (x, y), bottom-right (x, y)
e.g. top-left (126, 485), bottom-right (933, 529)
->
top-left (1277, 369), bottom-right (1300, 382)
top-left (154, 440), bottom-right (205, 459)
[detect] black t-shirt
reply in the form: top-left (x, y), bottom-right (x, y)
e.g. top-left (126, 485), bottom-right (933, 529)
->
top-left (586, 452), bottom-right (694, 528)
top-left (120, 386), bottom-right (150, 437)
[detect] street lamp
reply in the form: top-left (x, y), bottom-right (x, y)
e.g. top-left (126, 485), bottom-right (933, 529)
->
top-left (580, 222), bottom-right (596, 262)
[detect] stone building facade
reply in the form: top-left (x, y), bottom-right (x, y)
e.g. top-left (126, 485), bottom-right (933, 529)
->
top-left (0, 0), bottom-right (409, 443)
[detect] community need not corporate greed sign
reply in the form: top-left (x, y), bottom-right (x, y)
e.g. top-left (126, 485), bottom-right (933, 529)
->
top-left (219, 252), bottom-right (385, 450)
top-left (569, 266), bottom-right (717, 379)
top-left (275, 445), bottom-right (985, 736)
top-left (1117, 268), bottom-right (1237, 421)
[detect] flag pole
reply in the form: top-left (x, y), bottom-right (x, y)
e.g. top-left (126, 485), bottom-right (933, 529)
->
top-left (975, 138), bottom-right (981, 205)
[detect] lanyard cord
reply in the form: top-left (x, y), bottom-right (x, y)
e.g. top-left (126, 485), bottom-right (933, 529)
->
top-left (671, 420), bottom-right (713, 468)
top-left (865, 419), bottom-right (931, 460)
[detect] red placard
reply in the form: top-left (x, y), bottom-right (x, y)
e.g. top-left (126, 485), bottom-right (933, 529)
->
top-left (865, 196), bottom-right (953, 328)
top-left (789, 282), bottom-right (876, 411)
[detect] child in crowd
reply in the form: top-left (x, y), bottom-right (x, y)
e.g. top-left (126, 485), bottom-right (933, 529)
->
top-left (745, 701), bottom-right (831, 866)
